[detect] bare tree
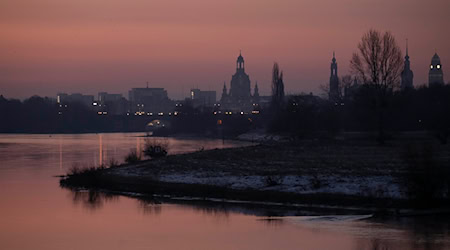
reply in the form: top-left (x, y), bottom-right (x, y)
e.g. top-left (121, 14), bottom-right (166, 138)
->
top-left (350, 29), bottom-right (403, 144)
top-left (271, 62), bottom-right (285, 110)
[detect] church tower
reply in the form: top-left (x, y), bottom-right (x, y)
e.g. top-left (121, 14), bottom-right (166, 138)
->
top-left (401, 40), bottom-right (414, 90)
top-left (429, 53), bottom-right (444, 86)
top-left (329, 52), bottom-right (340, 101)
top-left (253, 81), bottom-right (260, 103)
top-left (221, 82), bottom-right (228, 102)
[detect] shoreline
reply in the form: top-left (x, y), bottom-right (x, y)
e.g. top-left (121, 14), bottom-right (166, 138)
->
top-left (60, 138), bottom-right (450, 216)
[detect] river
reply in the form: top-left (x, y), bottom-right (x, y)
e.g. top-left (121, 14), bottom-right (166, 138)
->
top-left (0, 133), bottom-right (448, 250)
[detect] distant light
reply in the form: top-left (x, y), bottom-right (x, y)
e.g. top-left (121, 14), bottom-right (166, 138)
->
top-left (158, 112), bottom-right (163, 116)
top-left (252, 110), bottom-right (260, 114)
top-left (214, 111), bottom-right (217, 115)
top-left (98, 111), bottom-right (103, 115)
top-left (93, 102), bottom-right (98, 106)
top-left (174, 111), bottom-right (178, 116)
top-left (149, 113), bottom-right (153, 116)
top-left (430, 65), bottom-right (434, 69)
top-left (240, 111), bottom-right (244, 115)
top-left (437, 65), bottom-right (441, 69)
top-left (102, 112), bottom-right (107, 115)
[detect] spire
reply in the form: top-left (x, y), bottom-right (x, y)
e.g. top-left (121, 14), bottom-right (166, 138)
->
top-left (406, 39), bottom-right (408, 56)
top-left (405, 39), bottom-right (410, 60)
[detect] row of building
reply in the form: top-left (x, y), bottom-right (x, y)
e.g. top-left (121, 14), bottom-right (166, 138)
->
top-left (57, 47), bottom-right (445, 116)
top-left (57, 52), bottom-right (268, 116)
top-left (329, 42), bottom-right (446, 101)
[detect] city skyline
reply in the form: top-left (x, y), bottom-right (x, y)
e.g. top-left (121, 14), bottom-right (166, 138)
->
top-left (1, 0), bottom-right (449, 100)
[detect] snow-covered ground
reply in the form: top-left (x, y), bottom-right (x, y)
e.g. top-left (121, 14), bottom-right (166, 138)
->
top-left (156, 173), bottom-right (403, 199)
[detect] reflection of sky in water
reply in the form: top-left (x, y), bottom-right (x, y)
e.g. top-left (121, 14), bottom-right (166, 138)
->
top-left (0, 133), bottom-right (449, 250)
top-left (0, 133), bottom-right (251, 177)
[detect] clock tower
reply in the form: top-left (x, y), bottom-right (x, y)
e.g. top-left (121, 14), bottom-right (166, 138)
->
top-left (429, 53), bottom-right (444, 86)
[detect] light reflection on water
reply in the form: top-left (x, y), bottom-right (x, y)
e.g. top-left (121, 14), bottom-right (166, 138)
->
top-left (0, 133), bottom-right (449, 250)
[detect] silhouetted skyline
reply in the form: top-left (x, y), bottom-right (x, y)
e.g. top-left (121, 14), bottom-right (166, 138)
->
top-left (1, 0), bottom-right (449, 100)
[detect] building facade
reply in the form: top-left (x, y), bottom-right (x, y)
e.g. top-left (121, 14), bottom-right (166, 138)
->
top-left (190, 89), bottom-right (216, 108)
top-left (128, 87), bottom-right (174, 114)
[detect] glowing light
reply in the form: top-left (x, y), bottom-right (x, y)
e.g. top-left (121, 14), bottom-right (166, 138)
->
top-left (437, 65), bottom-right (441, 69)
top-left (430, 65), bottom-right (434, 69)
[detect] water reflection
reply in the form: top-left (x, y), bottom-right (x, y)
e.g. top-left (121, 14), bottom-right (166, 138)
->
top-left (137, 199), bottom-right (163, 216)
top-left (68, 189), bottom-right (118, 210)
top-left (1, 133), bottom-right (450, 250)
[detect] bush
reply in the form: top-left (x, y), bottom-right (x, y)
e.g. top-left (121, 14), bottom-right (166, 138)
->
top-left (143, 138), bottom-right (168, 159)
top-left (264, 175), bottom-right (283, 187)
top-left (125, 149), bottom-right (142, 164)
top-left (108, 158), bottom-right (119, 168)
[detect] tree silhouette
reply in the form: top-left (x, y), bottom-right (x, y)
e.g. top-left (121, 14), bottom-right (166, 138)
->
top-left (350, 29), bottom-right (403, 144)
top-left (271, 62), bottom-right (285, 110)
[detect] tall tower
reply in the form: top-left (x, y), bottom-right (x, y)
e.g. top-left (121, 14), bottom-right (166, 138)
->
top-left (429, 53), bottom-right (444, 86)
top-left (401, 40), bottom-right (414, 90)
top-left (221, 82), bottom-right (228, 102)
top-left (253, 81), bottom-right (260, 103)
top-left (329, 52), bottom-right (340, 101)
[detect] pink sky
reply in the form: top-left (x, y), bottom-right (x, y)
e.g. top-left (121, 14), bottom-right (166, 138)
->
top-left (1, 0), bottom-right (449, 100)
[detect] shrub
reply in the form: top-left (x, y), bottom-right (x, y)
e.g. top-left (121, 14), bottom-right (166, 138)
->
top-left (108, 158), bottom-right (119, 168)
top-left (264, 175), bottom-right (283, 187)
top-left (125, 149), bottom-right (142, 164)
top-left (143, 138), bottom-right (168, 159)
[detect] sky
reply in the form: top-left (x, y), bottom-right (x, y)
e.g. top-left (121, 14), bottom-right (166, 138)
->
top-left (1, 0), bottom-right (449, 100)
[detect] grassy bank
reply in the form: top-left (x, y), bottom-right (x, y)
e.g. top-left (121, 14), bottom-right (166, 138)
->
top-left (60, 137), bottom-right (450, 213)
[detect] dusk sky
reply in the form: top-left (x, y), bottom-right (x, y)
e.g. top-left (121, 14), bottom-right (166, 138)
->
top-left (1, 0), bottom-right (449, 100)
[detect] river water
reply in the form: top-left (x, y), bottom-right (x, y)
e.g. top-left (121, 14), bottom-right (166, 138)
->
top-left (0, 133), bottom-right (448, 250)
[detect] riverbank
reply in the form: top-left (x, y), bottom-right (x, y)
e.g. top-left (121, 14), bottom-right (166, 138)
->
top-left (60, 137), bottom-right (450, 214)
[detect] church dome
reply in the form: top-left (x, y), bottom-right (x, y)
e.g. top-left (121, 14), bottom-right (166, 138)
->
top-left (431, 53), bottom-right (441, 65)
